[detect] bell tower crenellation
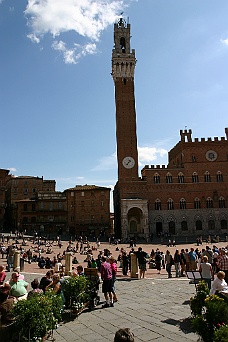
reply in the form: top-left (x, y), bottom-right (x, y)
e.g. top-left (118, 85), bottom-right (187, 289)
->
top-left (112, 18), bottom-right (136, 80)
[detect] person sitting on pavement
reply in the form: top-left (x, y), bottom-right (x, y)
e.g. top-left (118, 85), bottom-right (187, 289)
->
top-left (54, 260), bottom-right (63, 273)
top-left (210, 271), bottom-right (228, 296)
top-left (9, 271), bottom-right (29, 300)
top-left (38, 256), bottom-right (46, 269)
top-left (114, 328), bottom-right (135, 342)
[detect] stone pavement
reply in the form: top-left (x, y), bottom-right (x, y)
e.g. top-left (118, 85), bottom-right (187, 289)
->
top-left (22, 272), bottom-right (198, 342)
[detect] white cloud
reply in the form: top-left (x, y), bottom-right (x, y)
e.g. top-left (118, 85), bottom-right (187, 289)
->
top-left (138, 146), bottom-right (168, 165)
top-left (52, 40), bottom-right (97, 64)
top-left (27, 33), bottom-right (40, 43)
top-left (221, 38), bottom-right (228, 46)
top-left (25, 0), bottom-right (131, 63)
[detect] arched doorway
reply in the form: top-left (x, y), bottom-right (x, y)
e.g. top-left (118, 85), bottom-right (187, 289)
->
top-left (127, 207), bottom-right (143, 236)
top-left (156, 222), bottom-right (163, 236)
top-left (169, 221), bottom-right (175, 235)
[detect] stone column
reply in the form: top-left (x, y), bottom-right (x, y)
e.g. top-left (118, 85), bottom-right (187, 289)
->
top-left (13, 251), bottom-right (20, 271)
top-left (65, 252), bottom-right (72, 275)
top-left (130, 253), bottom-right (138, 279)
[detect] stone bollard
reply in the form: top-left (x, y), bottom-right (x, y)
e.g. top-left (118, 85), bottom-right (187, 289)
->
top-left (13, 251), bottom-right (20, 271)
top-left (65, 252), bottom-right (72, 276)
top-left (130, 253), bottom-right (138, 279)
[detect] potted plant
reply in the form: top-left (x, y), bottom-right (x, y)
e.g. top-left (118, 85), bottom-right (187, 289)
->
top-left (61, 275), bottom-right (90, 314)
top-left (190, 281), bottom-right (228, 342)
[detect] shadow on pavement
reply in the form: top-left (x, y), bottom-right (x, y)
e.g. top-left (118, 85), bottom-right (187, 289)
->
top-left (161, 317), bottom-right (195, 334)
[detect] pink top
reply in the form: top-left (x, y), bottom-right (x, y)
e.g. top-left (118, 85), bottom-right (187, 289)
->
top-left (111, 262), bottom-right (117, 276)
top-left (0, 271), bottom-right (6, 284)
top-left (18, 273), bottom-right (25, 280)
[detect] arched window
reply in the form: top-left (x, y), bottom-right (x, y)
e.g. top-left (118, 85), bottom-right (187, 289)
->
top-left (196, 220), bottom-right (202, 230)
top-left (219, 197), bottom-right (226, 208)
top-left (166, 173), bottom-right (173, 184)
top-left (194, 198), bottom-right (201, 209)
top-left (206, 197), bottom-right (213, 208)
top-left (192, 172), bottom-right (199, 183)
top-left (208, 220), bottom-right (215, 230)
top-left (120, 37), bottom-right (126, 52)
top-left (204, 171), bottom-right (211, 182)
top-left (167, 198), bottom-right (174, 210)
top-left (217, 171), bottom-right (223, 182)
top-left (178, 172), bottom-right (184, 183)
top-left (221, 220), bottom-right (227, 229)
top-left (154, 173), bottom-right (160, 184)
top-left (181, 221), bottom-right (188, 231)
top-left (180, 198), bottom-right (186, 209)
top-left (155, 199), bottom-right (161, 210)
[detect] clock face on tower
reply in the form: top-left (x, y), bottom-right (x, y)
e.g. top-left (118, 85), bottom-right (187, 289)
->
top-left (122, 156), bottom-right (135, 169)
top-left (205, 150), bottom-right (217, 161)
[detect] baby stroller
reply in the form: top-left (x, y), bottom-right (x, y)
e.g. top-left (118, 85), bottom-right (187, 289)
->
top-left (84, 268), bottom-right (100, 310)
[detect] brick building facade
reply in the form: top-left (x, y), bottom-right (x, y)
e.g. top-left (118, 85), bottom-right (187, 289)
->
top-left (112, 19), bottom-right (228, 240)
top-left (5, 176), bottom-right (56, 230)
top-left (65, 185), bottom-right (111, 238)
top-left (3, 176), bottom-right (111, 237)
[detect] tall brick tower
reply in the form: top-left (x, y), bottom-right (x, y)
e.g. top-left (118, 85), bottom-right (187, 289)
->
top-left (112, 18), bottom-right (139, 180)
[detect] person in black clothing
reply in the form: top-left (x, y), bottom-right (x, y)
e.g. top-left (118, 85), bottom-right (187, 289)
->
top-left (180, 249), bottom-right (186, 276)
top-left (39, 271), bottom-right (52, 292)
top-left (122, 251), bottom-right (129, 276)
top-left (155, 251), bottom-right (162, 274)
top-left (135, 247), bottom-right (147, 279)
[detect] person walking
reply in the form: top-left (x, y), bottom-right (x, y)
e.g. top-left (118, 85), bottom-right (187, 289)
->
top-left (122, 251), bottom-right (129, 276)
top-left (100, 256), bottom-right (113, 308)
top-left (155, 251), bottom-right (162, 274)
top-left (165, 250), bottom-right (173, 278)
top-left (135, 247), bottom-right (147, 279)
top-left (174, 249), bottom-right (181, 277)
top-left (108, 256), bottom-right (118, 302)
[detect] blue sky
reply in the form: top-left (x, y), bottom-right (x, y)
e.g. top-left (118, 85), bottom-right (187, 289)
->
top-left (1, 0), bottom-right (228, 208)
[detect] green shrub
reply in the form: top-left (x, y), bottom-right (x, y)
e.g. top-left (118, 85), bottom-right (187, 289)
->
top-left (61, 275), bottom-right (90, 306)
top-left (213, 325), bottom-right (228, 342)
top-left (190, 281), bottom-right (209, 316)
top-left (11, 292), bottom-right (62, 341)
top-left (190, 290), bottom-right (228, 342)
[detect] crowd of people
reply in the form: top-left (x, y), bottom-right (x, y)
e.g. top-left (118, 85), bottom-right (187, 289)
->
top-left (1, 232), bottom-right (228, 338)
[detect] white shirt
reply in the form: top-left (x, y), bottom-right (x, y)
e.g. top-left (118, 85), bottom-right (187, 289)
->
top-left (210, 276), bottom-right (228, 295)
